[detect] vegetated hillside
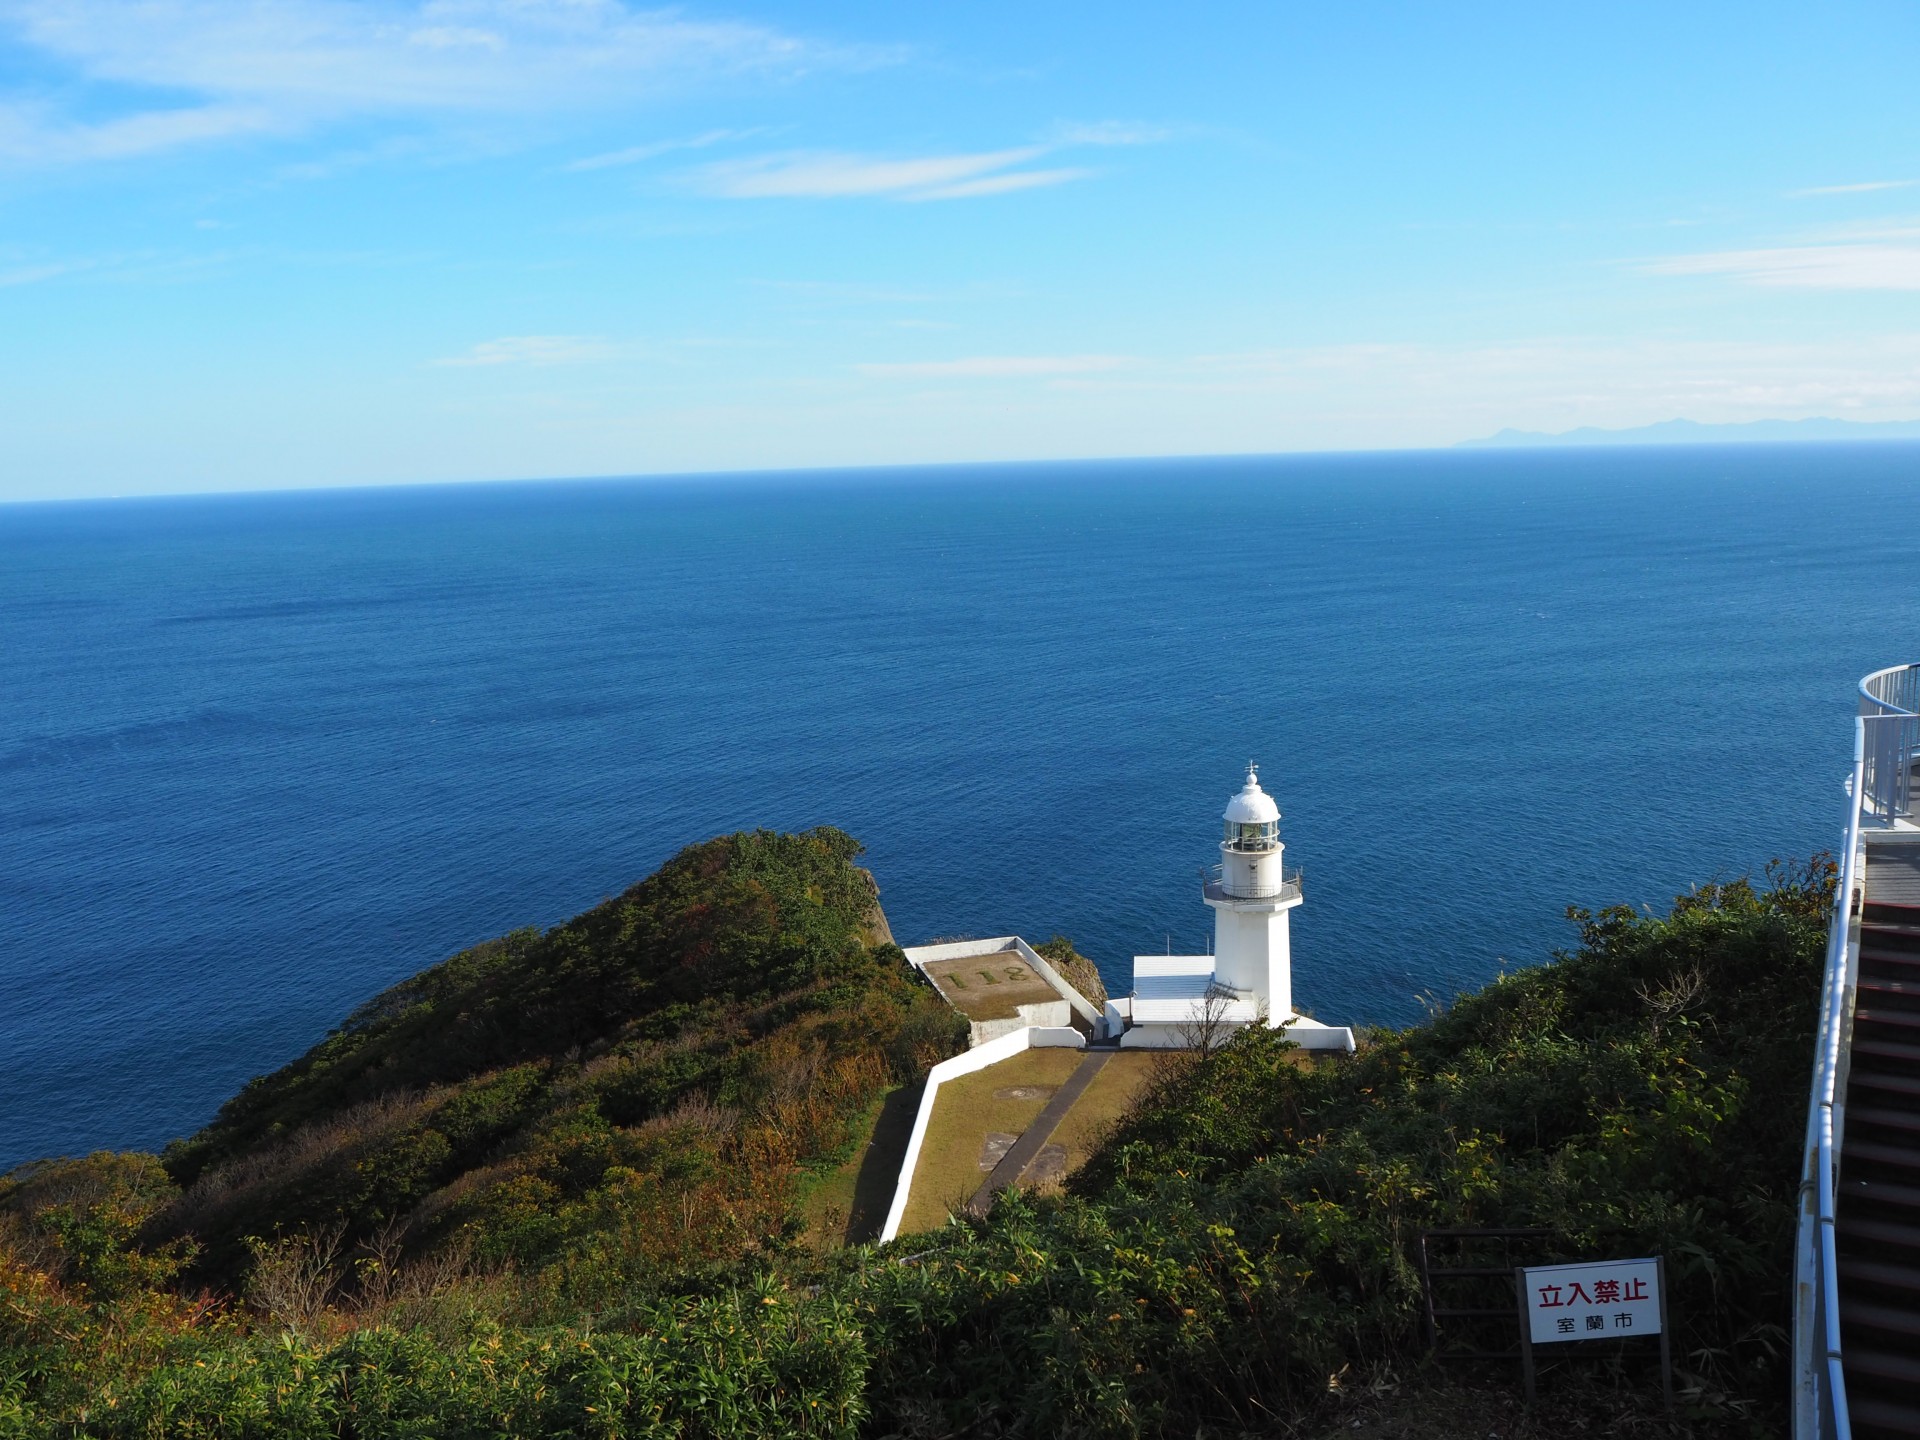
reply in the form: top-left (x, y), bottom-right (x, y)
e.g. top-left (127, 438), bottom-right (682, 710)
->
top-left (1035, 934), bottom-right (1108, 1007)
top-left (155, 827), bottom-right (965, 1295)
top-left (0, 848), bottom-right (1827, 1439)
top-left (853, 863), bottom-right (1827, 1437)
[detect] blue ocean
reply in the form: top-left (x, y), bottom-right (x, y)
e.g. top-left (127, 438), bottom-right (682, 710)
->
top-left (4, 447), bottom-right (1919, 1170)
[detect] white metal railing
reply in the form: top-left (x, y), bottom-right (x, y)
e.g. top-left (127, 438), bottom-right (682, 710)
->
top-left (1793, 716), bottom-right (1863, 1440)
top-left (1794, 662), bottom-right (1920, 1438)
top-left (1862, 662), bottom-right (1920, 717)
top-left (1202, 864), bottom-right (1303, 903)
top-left (1859, 662), bottom-right (1920, 823)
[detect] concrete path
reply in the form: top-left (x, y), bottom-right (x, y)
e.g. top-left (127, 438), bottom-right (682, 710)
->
top-left (967, 1050), bottom-right (1112, 1216)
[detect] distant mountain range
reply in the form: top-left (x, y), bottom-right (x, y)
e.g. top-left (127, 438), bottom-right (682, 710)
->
top-left (1459, 416), bottom-right (1920, 448)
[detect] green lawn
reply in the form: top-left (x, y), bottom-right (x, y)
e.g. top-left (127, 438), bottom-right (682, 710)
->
top-left (898, 1048), bottom-right (1086, 1235)
top-left (1040, 1051), bottom-right (1161, 1182)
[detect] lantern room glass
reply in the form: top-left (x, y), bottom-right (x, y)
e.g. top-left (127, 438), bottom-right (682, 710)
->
top-left (1224, 819), bottom-right (1278, 852)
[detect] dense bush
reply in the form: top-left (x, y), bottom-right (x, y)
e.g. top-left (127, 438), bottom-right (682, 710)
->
top-left (0, 846), bottom-right (1827, 1438)
top-left (1035, 935), bottom-right (1108, 1008)
top-left (129, 829), bottom-right (961, 1292)
top-left (0, 1263), bottom-right (866, 1439)
top-left (843, 861), bottom-right (1827, 1437)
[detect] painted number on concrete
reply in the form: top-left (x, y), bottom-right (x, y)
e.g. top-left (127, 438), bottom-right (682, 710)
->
top-left (938, 965), bottom-right (1027, 990)
top-left (1521, 1259), bottom-right (1661, 1344)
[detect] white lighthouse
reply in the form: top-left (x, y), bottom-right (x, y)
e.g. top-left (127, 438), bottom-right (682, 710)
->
top-left (1206, 764), bottom-right (1301, 1021)
top-left (1112, 765), bottom-right (1354, 1052)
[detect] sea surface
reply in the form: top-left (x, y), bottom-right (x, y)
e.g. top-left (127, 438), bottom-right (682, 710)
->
top-left (4, 446), bottom-right (1919, 1169)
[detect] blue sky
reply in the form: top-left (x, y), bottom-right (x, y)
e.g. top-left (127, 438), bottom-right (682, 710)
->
top-left (3, 0), bottom-right (1919, 499)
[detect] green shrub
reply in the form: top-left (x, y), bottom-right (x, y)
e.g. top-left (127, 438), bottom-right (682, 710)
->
top-left (0, 848), bottom-right (1825, 1438)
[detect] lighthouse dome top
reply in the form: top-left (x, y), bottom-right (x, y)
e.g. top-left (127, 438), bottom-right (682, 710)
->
top-left (1222, 764), bottom-right (1280, 825)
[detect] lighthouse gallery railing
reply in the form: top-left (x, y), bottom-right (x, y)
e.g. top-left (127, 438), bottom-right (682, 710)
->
top-left (1202, 864), bottom-right (1302, 903)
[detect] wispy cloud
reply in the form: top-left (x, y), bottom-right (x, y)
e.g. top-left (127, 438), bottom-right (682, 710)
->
top-left (1791, 179), bottom-right (1917, 197)
top-left (908, 167), bottom-right (1090, 201)
top-left (0, 98), bottom-right (277, 163)
top-left (565, 127), bottom-right (755, 172)
top-left (1047, 120), bottom-right (1172, 147)
top-left (0, 1), bottom-right (884, 163)
top-left (752, 279), bottom-right (961, 304)
top-left (691, 145), bottom-right (1103, 202)
top-left (1645, 242), bottom-right (1920, 290)
top-left (0, 258), bottom-right (87, 286)
top-left (848, 337), bottom-right (1920, 431)
top-left (433, 334), bottom-right (618, 367)
top-left (858, 354), bottom-right (1138, 378)
top-left (0, 251), bottom-right (236, 287)
top-left (692, 147), bottom-right (1049, 200)
top-left (686, 121), bottom-right (1170, 203)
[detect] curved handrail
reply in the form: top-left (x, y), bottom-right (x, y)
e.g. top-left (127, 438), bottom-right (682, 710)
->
top-left (1859, 661), bottom-right (1920, 717)
top-left (1796, 719), bottom-right (1863, 1438)
top-left (1858, 663), bottom-right (1920, 824)
top-left (1797, 662), bottom-right (1920, 1437)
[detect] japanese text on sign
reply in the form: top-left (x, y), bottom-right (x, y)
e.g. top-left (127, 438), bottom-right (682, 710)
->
top-left (1520, 1259), bottom-right (1661, 1345)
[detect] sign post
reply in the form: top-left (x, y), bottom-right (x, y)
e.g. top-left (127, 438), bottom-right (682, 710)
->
top-left (1513, 1256), bottom-right (1670, 1408)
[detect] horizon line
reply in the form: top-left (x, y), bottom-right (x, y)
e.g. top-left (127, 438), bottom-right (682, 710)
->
top-left (10, 429), bottom-right (1920, 507)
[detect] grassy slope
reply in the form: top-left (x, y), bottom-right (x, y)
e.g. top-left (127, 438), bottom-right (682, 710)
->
top-left (899, 1048), bottom-right (1086, 1234)
top-left (795, 1081), bottom-right (923, 1249)
top-left (144, 827), bottom-right (966, 1293)
top-left (1040, 1050), bottom-right (1158, 1177)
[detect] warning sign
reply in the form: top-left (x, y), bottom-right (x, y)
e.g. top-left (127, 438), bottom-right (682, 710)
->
top-left (1519, 1258), bottom-right (1662, 1344)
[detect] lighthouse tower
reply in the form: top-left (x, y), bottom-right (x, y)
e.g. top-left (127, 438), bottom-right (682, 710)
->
top-left (1115, 765), bottom-right (1348, 1051)
top-left (1205, 764), bottom-right (1302, 1024)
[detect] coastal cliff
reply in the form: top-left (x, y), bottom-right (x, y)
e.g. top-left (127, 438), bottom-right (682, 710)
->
top-left (0, 837), bottom-right (1828, 1437)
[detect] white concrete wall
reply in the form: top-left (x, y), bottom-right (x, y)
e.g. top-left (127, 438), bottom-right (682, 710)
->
top-left (1006, 937), bottom-right (1104, 1030)
top-left (904, 937), bottom-right (1022, 966)
top-left (877, 1024), bottom-right (1085, 1244)
top-left (903, 935), bottom-right (1105, 1043)
top-left (1028, 1025), bottom-right (1087, 1047)
top-left (1213, 906), bottom-right (1293, 1021)
top-left (1263, 909), bottom-right (1294, 1023)
top-left (1118, 1022), bottom-right (1188, 1050)
top-left (969, 999), bottom-right (1071, 1047)
top-left (1118, 1016), bottom-right (1355, 1053)
top-left (1286, 1018), bottom-right (1356, 1053)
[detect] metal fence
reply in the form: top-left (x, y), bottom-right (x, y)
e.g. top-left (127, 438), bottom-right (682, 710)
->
top-left (1862, 662), bottom-right (1920, 717)
top-left (1860, 663), bottom-right (1920, 823)
top-left (1793, 726), bottom-right (1863, 1439)
top-left (1794, 663), bottom-right (1917, 1438)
